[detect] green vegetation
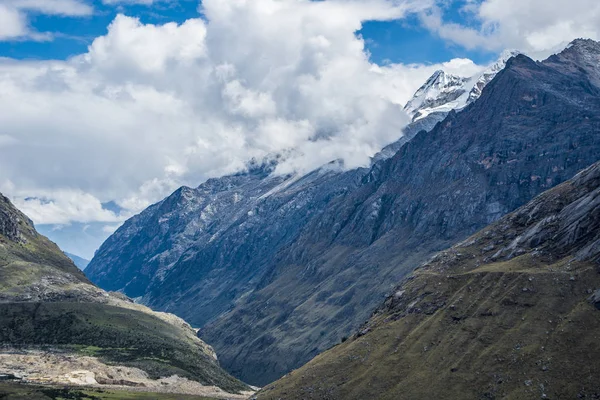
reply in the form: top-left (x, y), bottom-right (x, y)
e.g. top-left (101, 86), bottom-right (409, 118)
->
top-left (0, 382), bottom-right (218, 400)
top-left (0, 196), bottom-right (86, 284)
top-left (0, 302), bottom-right (247, 393)
top-left (0, 194), bottom-right (249, 396)
top-left (260, 259), bottom-right (600, 399)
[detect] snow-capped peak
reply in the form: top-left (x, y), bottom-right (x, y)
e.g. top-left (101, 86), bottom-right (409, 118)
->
top-left (403, 70), bottom-right (471, 122)
top-left (405, 49), bottom-right (521, 122)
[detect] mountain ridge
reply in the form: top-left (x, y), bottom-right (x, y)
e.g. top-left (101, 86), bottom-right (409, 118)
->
top-left (87, 39), bottom-right (600, 386)
top-left (65, 252), bottom-right (90, 270)
top-left (404, 49), bottom-right (520, 122)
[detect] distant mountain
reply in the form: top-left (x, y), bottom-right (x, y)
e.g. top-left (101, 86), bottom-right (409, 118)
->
top-left (374, 50), bottom-right (520, 163)
top-left (84, 46), bottom-right (515, 309)
top-left (86, 39), bottom-right (600, 386)
top-left (259, 159), bottom-right (600, 400)
top-left (404, 49), bottom-right (520, 122)
top-left (0, 194), bottom-right (249, 397)
top-left (64, 252), bottom-right (90, 270)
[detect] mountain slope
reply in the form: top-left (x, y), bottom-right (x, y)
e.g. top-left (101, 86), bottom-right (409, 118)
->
top-left (0, 194), bottom-right (249, 397)
top-left (259, 159), bottom-right (600, 400)
top-left (87, 39), bottom-right (600, 386)
top-left (65, 252), bottom-right (90, 270)
top-left (84, 49), bottom-right (515, 310)
top-left (86, 161), bottom-right (368, 328)
top-left (199, 40), bottom-right (600, 385)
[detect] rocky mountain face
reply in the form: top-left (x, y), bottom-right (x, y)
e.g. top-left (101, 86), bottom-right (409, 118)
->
top-left (375, 50), bottom-right (520, 163)
top-left (200, 42), bottom-right (600, 385)
top-left (259, 159), bottom-right (600, 400)
top-left (86, 39), bottom-right (600, 386)
top-left (0, 194), bottom-right (249, 397)
top-left (467, 49), bottom-right (522, 103)
top-left (88, 162), bottom-right (290, 301)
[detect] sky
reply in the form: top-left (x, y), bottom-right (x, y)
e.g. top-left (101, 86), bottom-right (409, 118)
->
top-left (0, 0), bottom-right (599, 259)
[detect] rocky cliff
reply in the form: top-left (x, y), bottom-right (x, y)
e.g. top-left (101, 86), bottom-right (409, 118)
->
top-left (259, 159), bottom-right (600, 400)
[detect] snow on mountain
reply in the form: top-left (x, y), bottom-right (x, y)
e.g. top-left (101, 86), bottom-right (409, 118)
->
top-left (467, 50), bottom-right (522, 103)
top-left (404, 50), bottom-right (521, 122)
top-left (403, 70), bottom-right (472, 122)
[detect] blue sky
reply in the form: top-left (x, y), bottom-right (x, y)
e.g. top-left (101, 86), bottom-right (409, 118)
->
top-left (0, 0), bottom-right (199, 60)
top-left (0, 0), bottom-right (497, 65)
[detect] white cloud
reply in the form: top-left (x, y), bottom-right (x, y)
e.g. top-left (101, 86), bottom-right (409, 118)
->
top-left (10, 190), bottom-right (129, 225)
top-left (0, 0), bottom-right (485, 229)
top-left (102, 0), bottom-right (155, 5)
top-left (423, 0), bottom-right (600, 56)
top-left (0, 4), bottom-right (28, 40)
top-left (0, 0), bottom-right (92, 41)
top-left (8, 0), bottom-right (93, 16)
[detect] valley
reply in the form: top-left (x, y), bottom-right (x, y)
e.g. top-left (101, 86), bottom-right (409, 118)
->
top-left (1, 34), bottom-right (600, 400)
top-left (87, 39), bottom-right (600, 386)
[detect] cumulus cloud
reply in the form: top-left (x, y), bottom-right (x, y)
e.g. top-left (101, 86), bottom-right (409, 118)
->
top-left (0, 0), bottom-right (487, 230)
top-left (424, 0), bottom-right (600, 56)
top-left (0, 0), bottom-right (93, 41)
top-left (0, 0), bottom-right (92, 41)
top-left (10, 190), bottom-right (129, 225)
top-left (0, 4), bottom-right (27, 40)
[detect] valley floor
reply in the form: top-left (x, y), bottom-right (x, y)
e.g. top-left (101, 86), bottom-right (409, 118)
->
top-left (0, 349), bottom-right (254, 400)
top-left (0, 382), bottom-right (221, 400)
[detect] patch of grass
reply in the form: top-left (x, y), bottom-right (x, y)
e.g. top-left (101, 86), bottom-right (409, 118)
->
top-left (259, 262), bottom-right (600, 399)
top-left (0, 382), bottom-right (218, 400)
top-left (70, 346), bottom-right (103, 357)
top-left (0, 302), bottom-right (248, 393)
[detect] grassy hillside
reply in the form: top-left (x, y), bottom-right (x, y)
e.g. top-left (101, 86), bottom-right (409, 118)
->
top-left (259, 162), bottom-right (600, 399)
top-left (0, 194), bottom-right (87, 283)
top-left (0, 382), bottom-right (220, 399)
top-left (0, 193), bottom-right (249, 395)
top-left (0, 302), bottom-right (245, 392)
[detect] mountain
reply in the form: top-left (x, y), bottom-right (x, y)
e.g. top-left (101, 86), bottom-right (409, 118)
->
top-left (403, 70), bottom-right (471, 121)
top-left (259, 159), bottom-right (600, 400)
top-left (65, 252), bottom-right (90, 270)
top-left (404, 49), bottom-right (520, 122)
top-left (374, 50), bottom-right (521, 163)
top-left (0, 194), bottom-right (249, 398)
top-left (86, 39), bottom-right (600, 386)
top-left (198, 41), bottom-right (600, 386)
top-left (84, 49), bottom-right (515, 309)
top-left (86, 160), bottom-right (368, 324)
